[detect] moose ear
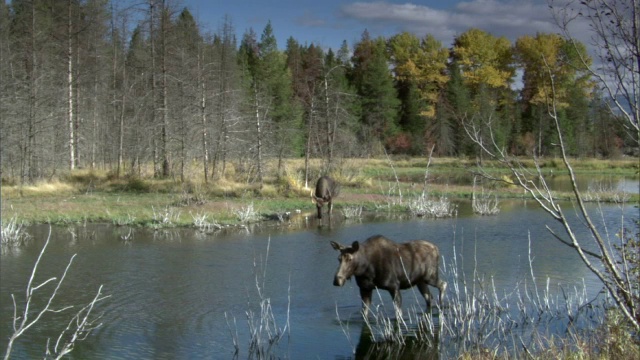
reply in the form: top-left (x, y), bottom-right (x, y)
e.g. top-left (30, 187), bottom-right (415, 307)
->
top-left (330, 241), bottom-right (343, 251)
top-left (351, 241), bottom-right (359, 251)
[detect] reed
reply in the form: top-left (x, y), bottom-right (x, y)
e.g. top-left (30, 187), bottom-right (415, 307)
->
top-left (1, 216), bottom-right (31, 247)
top-left (224, 237), bottom-right (291, 358)
top-left (191, 212), bottom-right (223, 233)
top-left (234, 202), bottom-right (260, 223)
top-left (341, 206), bottom-right (363, 219)
top-left (406, 194), bottom-right (457, 218)
top-left (150, 206), bottom-right (181, 228)
top-left (471, 176), bottom-right (500, 215)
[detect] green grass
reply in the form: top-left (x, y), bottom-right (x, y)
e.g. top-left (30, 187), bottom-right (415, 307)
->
top-left (2, 157), bottom-right (638, 227)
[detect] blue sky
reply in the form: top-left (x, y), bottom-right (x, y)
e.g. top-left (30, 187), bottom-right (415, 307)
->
top-left (181, 0), bottom-right (584, 51)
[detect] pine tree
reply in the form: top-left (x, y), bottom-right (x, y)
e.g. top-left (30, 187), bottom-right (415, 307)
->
top-left (351, 31), bottom-right (399, 154)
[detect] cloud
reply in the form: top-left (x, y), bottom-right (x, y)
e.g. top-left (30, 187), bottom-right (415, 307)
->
top-left (295, 10), bottom-right (327, 27)
top-left (338, 0), bottom-right (560, 45)
top-left (341, 2), bottom-right (450, 24)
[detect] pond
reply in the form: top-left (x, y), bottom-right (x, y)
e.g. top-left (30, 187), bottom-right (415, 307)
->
top-left (427, 172), bottom-right (640, 194)
top-left (1, 200), bottom-right (638, 359)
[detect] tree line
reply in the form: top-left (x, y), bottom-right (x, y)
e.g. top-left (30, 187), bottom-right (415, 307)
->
top-left (0, 0), bottom-right (634, 185)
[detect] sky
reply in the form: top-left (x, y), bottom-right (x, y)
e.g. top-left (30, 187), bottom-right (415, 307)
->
top-left (181, 0), bottom-right (590, 51)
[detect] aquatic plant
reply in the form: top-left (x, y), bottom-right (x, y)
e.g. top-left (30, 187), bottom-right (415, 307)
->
top-left (472, 178), bottom-right (500, 215)
top-left (151, 206), bottom-right (181, 228)
top-left (235, 202), bottom-right (260, 223)
top-left (224, 238), bottom-right (290, 358)
top-left (406, 194), bottom-right (457, 218)
top-left (341, 206), bottom-right (363, 219)
top-left (1, 216), bottom-right (31, 247)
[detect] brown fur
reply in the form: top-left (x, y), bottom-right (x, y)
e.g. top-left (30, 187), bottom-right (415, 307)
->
top-left (331, 234), bottom-right (446, 316)
top-left (312, 176), bottom-right (339, 219)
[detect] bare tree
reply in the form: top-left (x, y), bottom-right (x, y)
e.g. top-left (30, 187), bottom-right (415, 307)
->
top-left (550, 0), bottom-right (639, 146)
top-left (66, 0), bottom-right (76, 170)
top-left (464, 52), bottom-right (639, 329)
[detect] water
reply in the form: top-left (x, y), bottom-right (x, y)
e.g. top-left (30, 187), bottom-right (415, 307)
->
top-left (415, 172), bottom-right (639, 194)
top-left (1, 201), bottom-right (638, 359)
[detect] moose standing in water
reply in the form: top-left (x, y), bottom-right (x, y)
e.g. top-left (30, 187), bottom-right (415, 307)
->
top-left (331, 235), bottom-right (446, 317)
top-left (312, 176), bottom-right (339, 219)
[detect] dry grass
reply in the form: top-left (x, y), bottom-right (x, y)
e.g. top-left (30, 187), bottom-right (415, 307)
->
top-left (2, 180), bottom-right (76, 197)
top-left (1, 157), bottom-right (636, 226)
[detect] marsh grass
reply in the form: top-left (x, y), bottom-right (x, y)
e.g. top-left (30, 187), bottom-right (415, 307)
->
top-left (191, 212), bottom-right (223, 233)
top-left (472, 178), bottom-right (500, 215)
top-left (406, 194), bottom-right (457, 218)
top-left (341, 206), bottom-right (363, 219)
top-left (150, 206), bottom-right (181, 228)
top-left (1, 216), bottom-right (31, 247)
top-left (582, 181), bottom-right (632, 203)
top-left (225, 238), bottom-right (290, 359)
top-left (1, 158), bottom-right (636, 226)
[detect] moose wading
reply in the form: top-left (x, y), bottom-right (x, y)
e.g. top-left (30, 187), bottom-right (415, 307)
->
top-left (331, 235), bottom-right (446, 317)
top-left (312, 176), bottom-right (339, 219)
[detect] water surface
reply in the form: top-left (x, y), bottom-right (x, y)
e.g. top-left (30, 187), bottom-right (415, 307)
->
top-left (1, 200), bottom-right (637, 359)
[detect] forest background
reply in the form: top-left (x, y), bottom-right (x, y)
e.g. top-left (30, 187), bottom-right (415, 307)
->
top-left (0, 0), bottom-right (637, 188)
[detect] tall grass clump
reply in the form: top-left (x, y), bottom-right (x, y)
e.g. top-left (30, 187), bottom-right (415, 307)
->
top-left (407, 194), bottom-right (457, 218)
top-left (1, 216), bottom-right (31, 247)
top-left (150, 206), bottom-right (181, 228)
top-left (582, 181), bottom-right (631, 203)
top-left (342, 206), bottom-right (363, 220)
top-left (235, 203), bottom-right (260, 223)
top-left (472, 178), bottom-right (500, 215)
top-left (191, 212), bottom-right (222, 233)
top-left (224, 238), bottom-right (290, 358)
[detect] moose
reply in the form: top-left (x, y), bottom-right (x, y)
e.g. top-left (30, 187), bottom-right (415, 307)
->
top-left (331, 235), bottom-right (446, 317)
top-left (311, 176), bottom-right (339, 219)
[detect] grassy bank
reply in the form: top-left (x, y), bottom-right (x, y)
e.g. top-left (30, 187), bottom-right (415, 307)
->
top-left (1, 157), bottom-right (638, 226)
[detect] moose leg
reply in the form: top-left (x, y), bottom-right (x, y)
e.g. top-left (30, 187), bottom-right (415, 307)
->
top-left (417, 282), bottom-right (433, 311)
top-left (328, 200), bottom-right (333, 217)
top-left (389, 289), bottom-right (403, 318)
top-left (360, 288), bottom-right (373, 317)
top-left (437, 280), bottom-right (447, 307)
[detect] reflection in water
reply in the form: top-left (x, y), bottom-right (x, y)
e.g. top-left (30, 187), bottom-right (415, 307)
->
top-left (0, 201), bottom-right (637, 359)
top-left (425, 172), bottom-right (639, 195)
top-left (354, 324), bottom-right (439, 360)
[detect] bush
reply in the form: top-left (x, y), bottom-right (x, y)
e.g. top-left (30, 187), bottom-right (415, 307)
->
top-left (122, 177), bottom-right (150, 192)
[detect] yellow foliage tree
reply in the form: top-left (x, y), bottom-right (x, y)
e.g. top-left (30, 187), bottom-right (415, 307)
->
top-left (452, 28), bottom-right (514, 90)
top-left (515, 32), bottom-right (593, 109)
top-left (388, 32), bottom-right (449, 118)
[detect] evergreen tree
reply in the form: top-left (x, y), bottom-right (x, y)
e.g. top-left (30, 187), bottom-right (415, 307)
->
top-left (238, 22), bottom-right (301, 184)
top-left (351, 31), bottom-right (399, 154)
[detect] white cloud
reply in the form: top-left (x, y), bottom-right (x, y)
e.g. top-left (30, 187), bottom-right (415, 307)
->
top-left (341, 2), bottom-right (450, 24)
top-left (338, 0), bottom-right (561, 45)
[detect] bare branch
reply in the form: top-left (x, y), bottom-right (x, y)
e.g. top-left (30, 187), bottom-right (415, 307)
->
top-left (3, 228), bottom-right (108, 360)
